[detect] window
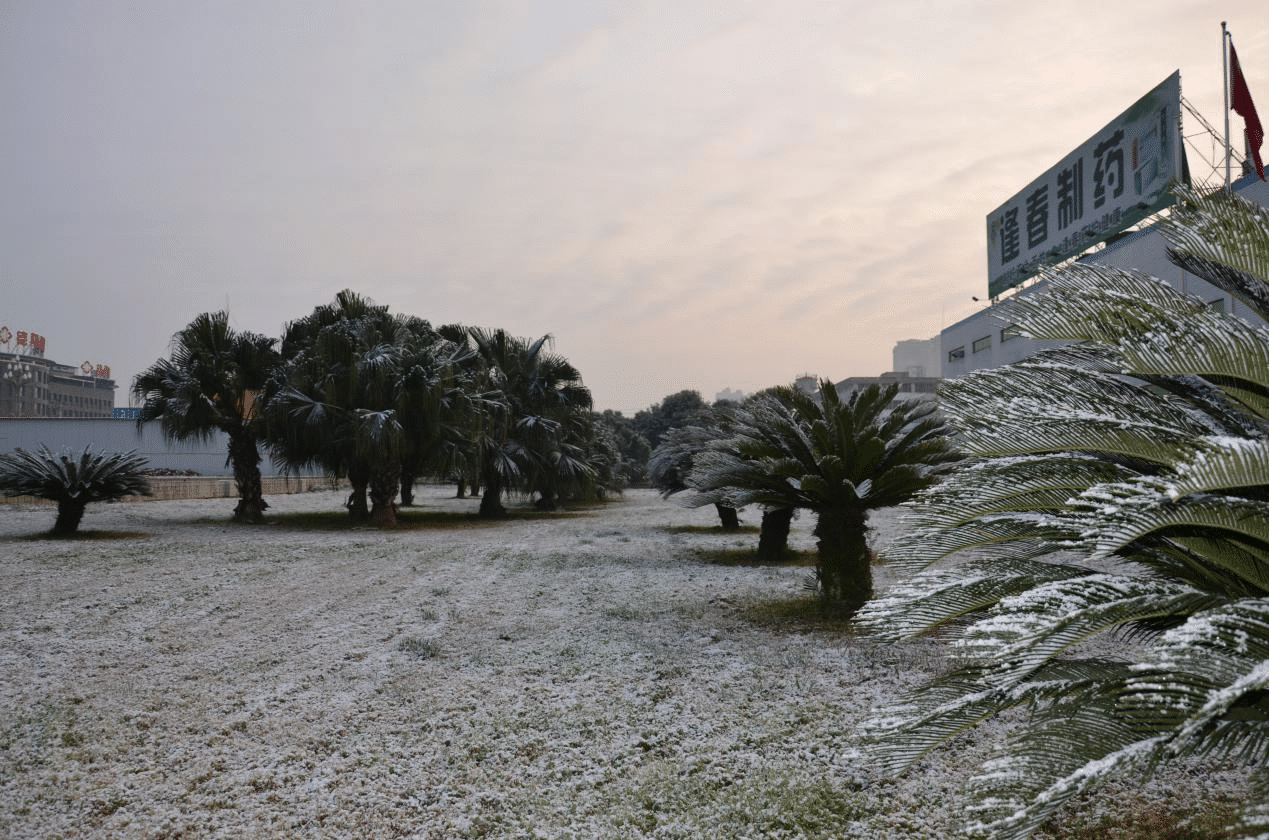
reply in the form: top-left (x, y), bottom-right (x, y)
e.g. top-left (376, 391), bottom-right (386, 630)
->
top-left (948, 346), bottom-right (965, 362)
top-left (1208, 298), bottom-right (1225, 314)
top-left (1000, 324), bottom-right (1023, 343)
top-left (972, 335), bottom-right (992, 353)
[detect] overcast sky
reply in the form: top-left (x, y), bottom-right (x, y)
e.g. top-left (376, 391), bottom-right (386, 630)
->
top-left (2, 1), bottom-right (1267, 415)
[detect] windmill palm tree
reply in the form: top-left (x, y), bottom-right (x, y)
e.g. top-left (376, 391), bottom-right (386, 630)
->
top-left (688, 381), bottom-right (958, 614)
top-left (466, 328), bottom-right (594, 517)
top-left (264, 291), bottom-right (470, 525)
top-left (132, 311), bottom-right (279, 522)
top-left (855, 185), bottom-right (1269, 840)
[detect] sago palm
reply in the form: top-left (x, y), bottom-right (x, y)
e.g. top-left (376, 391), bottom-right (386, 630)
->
top-left (688, 380), bottom-right (957, 614)
top-left (855, 185), bottom-right (1269, 839)
top-left (0, 446), bottom-right (150, 534)
top-left (647, 409), bottom-right (743, 531)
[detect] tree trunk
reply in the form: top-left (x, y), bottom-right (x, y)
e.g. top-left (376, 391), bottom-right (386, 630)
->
top-left (715, 503), bottom-right (740, 531)
top-left (399, 473), bottom-right (416, 507)
top-left (368, 462), bottom-right (399, 526)
top-left (346, 466), bottom-right (371, 522)
top-left (479, 468), bottom-right (506, 518)
top-left (813, 508), bottom-right (872, 616)
top-left (228, 432), bottom-right (268, 523)
top-left (455, 477), bottom-right (467, 498)
top-left (535, 486), bottom-right (558, 511)
top-left (757, 507), bottom-right (795, 562)
top-left (53, 499), bottom-right (86, 535)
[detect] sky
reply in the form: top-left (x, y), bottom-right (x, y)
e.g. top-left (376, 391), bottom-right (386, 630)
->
top-left (2, 1), bottom-right (1268, 416)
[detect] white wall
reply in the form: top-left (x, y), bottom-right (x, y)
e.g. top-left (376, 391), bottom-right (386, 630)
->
top-left (892, 337), bottom-right (941, 378)
top-left (0, 419), bottom-right (296, 476)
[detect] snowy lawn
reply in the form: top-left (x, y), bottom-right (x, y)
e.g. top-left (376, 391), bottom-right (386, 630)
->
top-left (0, 487), bottom-right (1238, 839)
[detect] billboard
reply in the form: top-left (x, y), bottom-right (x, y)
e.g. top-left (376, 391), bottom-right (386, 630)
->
top-left (986, 71), bottom-right (1184, 298)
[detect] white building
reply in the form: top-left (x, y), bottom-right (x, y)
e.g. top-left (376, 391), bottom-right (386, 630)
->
top-left (940, 174), bottom-right (1269, 378)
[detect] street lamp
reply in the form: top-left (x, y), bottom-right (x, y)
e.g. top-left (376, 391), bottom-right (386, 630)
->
top-left (2, 360), bottom-right (36, 417)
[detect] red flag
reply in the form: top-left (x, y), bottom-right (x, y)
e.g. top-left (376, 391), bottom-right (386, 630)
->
top-left (1231, 41), bottom-right (1266, 180)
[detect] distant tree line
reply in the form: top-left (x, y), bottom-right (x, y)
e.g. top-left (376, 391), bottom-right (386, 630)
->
top-left (133, 290), bottom-right (658, 526)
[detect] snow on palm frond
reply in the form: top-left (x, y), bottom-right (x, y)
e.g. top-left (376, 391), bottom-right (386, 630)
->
top-left (857, 185), bottom-right (1269, 839)
top-left (1162, 184), bottom-right (1269, 315)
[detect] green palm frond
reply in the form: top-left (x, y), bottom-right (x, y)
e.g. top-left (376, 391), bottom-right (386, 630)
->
top-left (855, 556), bottom-right (1091, 641)
top-left (881, 516), bottom-right (1076, 572)
top-left (858, 185), bottom-right (1269, 839)
top-left (1163, 183), bottom-right (1269, 296)
top-left (0, 446), bottom-right (150, 502)
top-left (957, 576), bottom-right (1224, 684)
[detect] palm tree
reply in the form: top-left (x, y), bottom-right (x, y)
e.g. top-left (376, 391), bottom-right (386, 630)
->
top-left (264, 291), bottom-right (473, 526)
top-left (648, 418), bottom-right (743, 531)
top-left (689, 381), bottom-right (958, 614)
top-left (0, 446), bottom-right (150, 534)
top-left (466, 328), bottom-right (594, 517)
top-left (855, 185), bottom-right (1269, 840)
top-left (132, 311), bottom-right (279, 523)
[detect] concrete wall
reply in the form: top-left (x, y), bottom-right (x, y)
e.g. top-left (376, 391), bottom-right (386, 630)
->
top-left (0, 418), bottom-right (298, 476)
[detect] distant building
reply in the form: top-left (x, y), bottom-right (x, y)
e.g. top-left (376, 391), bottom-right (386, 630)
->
top-left (0, 344), bottom-right (117, 419)
top-left (794, 374), bottom-right (818, 394)
top-left (835, 370), bottom-right (939, 402)
top-left (892, 337), bottom-right (941, 379)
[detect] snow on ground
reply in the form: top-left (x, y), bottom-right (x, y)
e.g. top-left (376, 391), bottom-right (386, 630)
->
top-left (0, 487), bottom-right (1237, 839)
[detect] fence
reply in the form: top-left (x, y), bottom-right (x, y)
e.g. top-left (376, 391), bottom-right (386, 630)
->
top-left (1, 474), bottom-right (340, 506)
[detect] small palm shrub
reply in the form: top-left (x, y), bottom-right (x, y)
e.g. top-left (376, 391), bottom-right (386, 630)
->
top-left (687, 381), bottom-right (958, 614)
top-left (0, 446), bottom-right (151, 534)
top-left (648, 418), bottom-right (742, 530)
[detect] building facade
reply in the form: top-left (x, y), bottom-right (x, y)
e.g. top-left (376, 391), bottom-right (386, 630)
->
top-left (941, 174), bottom-right (1269, 378)
top-left (0, 351), bottom-right (117, 418)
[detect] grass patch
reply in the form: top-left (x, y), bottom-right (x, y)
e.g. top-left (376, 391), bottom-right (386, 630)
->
top-left (738, 595), bottom-right (859, 632)
top-left (1042, 793), bottom-right (1244, 840)
top-left (397, 637), bottom-right (441, 659)
top-left (608, 766), bottom-right (865, 838)
top-left (18, 530), bottom-right (150, 542)
top-left (664, 524), bottom-right (761, 535)
top-left (691, 546), bottom-right (817, 567)
top-left (263, 507), bottom-right (585, 532)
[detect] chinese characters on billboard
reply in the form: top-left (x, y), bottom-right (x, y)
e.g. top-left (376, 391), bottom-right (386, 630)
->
top-left (986, 71), bottom-right (1184, 298)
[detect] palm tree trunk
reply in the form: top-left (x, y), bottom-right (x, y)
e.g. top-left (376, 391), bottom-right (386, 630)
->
top-left (535, 484), bottom-right (558, 511)
top-left (758, 507), bottom-right (795, 562)
top-left (479, 467), bottom-right (506, 518)
top-left (399, 472), bottom-right (416, 506)
top-left (53, 499), bottom-right (86, 535)
top-left (228, 432), bottom-right (267, 523)
top-left (369, 461), bottom-right (399, 526)
top-left (346, 466), bottom-right (371, 522)
top-left (715, 503), bottom-right (740, 531)
top-left (813, 508), bottom-right (872, 615)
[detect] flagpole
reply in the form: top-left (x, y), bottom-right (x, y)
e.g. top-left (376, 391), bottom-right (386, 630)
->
top-left (1224, 21), bottom-right (1231, 190)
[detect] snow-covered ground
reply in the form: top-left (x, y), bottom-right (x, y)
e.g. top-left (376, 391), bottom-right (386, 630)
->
top-left (0, 487), bottom-right (1236, 839)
